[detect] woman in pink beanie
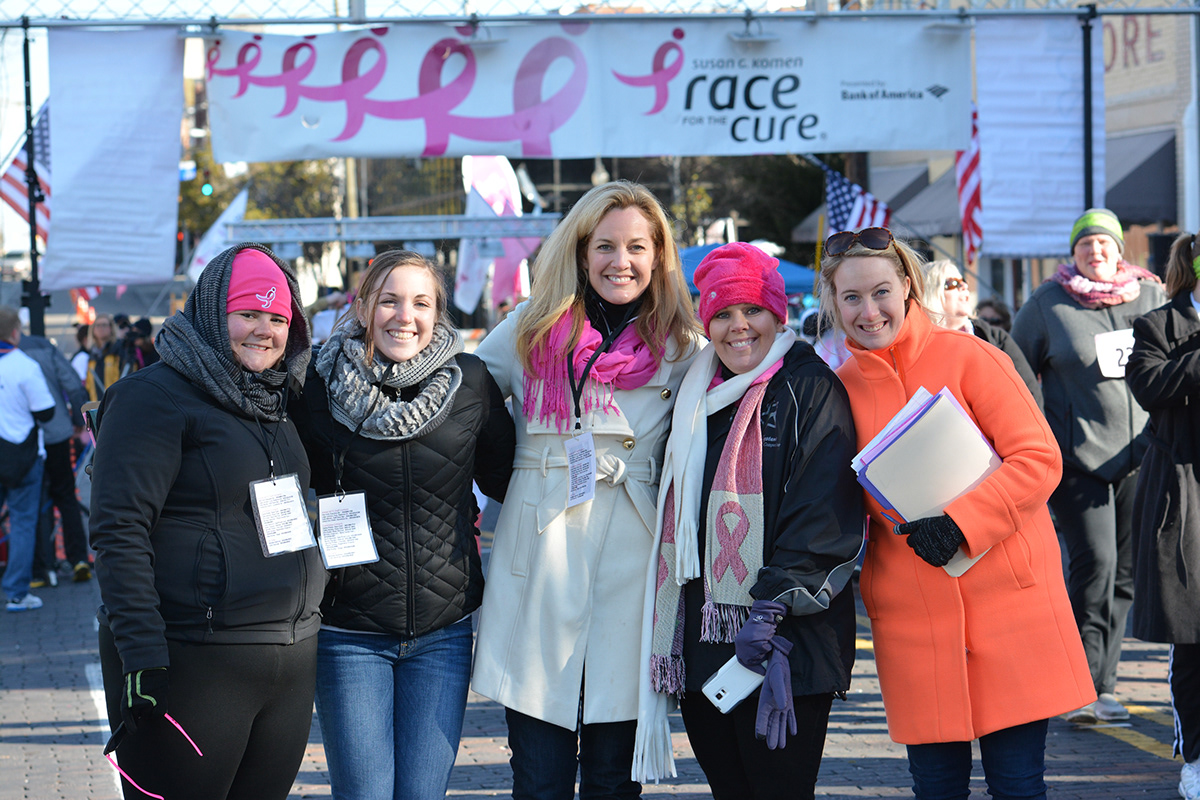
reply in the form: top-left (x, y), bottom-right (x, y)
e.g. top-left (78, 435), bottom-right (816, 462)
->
top-left (634, 242), bottom-right (864, 799)
top-left (90, 242), bottom-right (322, 800)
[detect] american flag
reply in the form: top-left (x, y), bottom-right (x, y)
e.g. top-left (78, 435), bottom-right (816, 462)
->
top-left (955, 103), bottom-right (983, 267)
top-left (820, 161), bottom-right (890, 232)
top-left (1, 101), bottom-right (51, 243)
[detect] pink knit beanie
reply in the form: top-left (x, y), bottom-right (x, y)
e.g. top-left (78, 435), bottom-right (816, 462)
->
top-left (694, 242), bottom-right (787, 335)
top-left (226, 249), bottom-right (293, 324)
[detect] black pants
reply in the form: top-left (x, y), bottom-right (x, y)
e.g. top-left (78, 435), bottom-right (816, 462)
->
top-left (1048, 465), bottom-right (1137, 695)
top-left (32, 439), bottom-right (89, 573)
top-left (1172, 644), bottom-right (1200, 763)
top-left (679, 691), bottom-right (834, 800)
top-left (99, 624), bottom-right (317, 800)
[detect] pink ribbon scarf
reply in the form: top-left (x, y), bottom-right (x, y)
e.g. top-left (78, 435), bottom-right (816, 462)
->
top-left (1049, 260), bottom-right (1161, 310)
top-left (523, 312), bottom-right (661, 432)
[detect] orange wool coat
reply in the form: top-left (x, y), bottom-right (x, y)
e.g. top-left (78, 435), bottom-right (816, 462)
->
top-left (836, 306), bottom-right (1094, 745)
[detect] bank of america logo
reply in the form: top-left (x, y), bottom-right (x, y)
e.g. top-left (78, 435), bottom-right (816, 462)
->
top-left (927, 84), bottom-right (950, 99)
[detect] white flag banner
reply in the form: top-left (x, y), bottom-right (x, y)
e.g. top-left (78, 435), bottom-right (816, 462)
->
top-left (205, 19), bottom-right (971, 162)
top-left (188, 187), bottom-right (250, 283)
top-left (42, 28), bottom-right (183, 290)
top-left (977, 18), bottom-right (1105, 258)
top-left (453, 186), bottom-right (496, 314)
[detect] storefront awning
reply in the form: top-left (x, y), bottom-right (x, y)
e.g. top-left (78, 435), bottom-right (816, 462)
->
top-left (1105, 129), bottom-right (1176, 226)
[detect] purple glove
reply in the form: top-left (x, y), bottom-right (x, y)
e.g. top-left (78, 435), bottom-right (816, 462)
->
top-left (734, 600), bottom-right (787, 674)
top-left (755, 636), bottom-right (797, 750)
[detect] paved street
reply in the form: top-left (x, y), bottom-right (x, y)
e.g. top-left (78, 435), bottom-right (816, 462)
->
top-left (0, 566), bottom-right (1185, 800)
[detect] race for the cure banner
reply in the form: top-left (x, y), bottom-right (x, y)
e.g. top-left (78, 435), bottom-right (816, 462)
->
top-left (205, 18), bottom-right (971, 162)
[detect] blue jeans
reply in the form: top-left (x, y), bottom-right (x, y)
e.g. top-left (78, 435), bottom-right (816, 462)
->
top-left (314, 620), bottom-right (472, 800)
top-left (906, 718), bottom-right (1049, 800)
top-left (505, 707), bottom-right (641, 800)
top-left (1, 457), bottom-right (44, 601)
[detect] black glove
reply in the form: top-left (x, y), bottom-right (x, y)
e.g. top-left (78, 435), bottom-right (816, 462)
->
top-left (121, 667), bottom-right (168, 734)
top-left (755, 636), bottom-right (797, 750)
top-left (734, 600), bottom-right (787, 674)
top-left (896, 515), bottom-right (966, 568)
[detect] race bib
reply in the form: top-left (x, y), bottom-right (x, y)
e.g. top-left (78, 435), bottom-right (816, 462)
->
top-left (249, 473), bottom-right (316, 557)
top-left (1094, 329), bottom-right (1135, 378)
top-left (317, 492), bottom-right (380, 569)
top-left (564, 432), bottom-right (596, 508)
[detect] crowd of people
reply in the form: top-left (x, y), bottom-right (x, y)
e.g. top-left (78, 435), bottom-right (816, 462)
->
top-left (1, 185), bottom-right (1197, 800)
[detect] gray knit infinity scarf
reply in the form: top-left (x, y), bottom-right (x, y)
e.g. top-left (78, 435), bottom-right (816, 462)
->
top-left (156, 243), bottom-right (311, 422)
top-left (316, 319), bottom-right (464, 441)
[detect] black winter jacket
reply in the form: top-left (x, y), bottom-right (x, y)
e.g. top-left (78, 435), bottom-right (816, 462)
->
top-left (1125, 293), bottom-right (1200, 644)
top-left (682, 342), bottom-right (864, 695)
top-left (293, 351), bottom-right (515, 639)
top-left (90, 362), bottom-right (325, 674)
top-left (972, 318), bottom-right (1044, 413)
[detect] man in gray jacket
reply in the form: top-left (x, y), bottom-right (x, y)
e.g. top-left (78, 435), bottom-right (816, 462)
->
top-left (18, 327), bottom-right (92, 586)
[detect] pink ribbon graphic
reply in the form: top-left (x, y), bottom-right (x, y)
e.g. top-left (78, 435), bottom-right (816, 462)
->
top-left (712, 500), bottom-right (750, 583)
top-left (612, 38), bottom-right (684, 115)
top-left (207, 28), bottom-right (588, 157)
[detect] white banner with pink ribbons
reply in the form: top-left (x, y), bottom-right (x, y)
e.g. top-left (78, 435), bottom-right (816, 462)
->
top-left (204, 19), bottom-right (971, 163)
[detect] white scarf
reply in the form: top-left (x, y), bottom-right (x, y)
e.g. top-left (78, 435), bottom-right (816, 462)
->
top-left (631, 329), bottom-right (795, 783)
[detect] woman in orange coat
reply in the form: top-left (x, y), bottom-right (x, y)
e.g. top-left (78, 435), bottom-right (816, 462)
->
top-left (818, 227), bottom-right (1093, 799)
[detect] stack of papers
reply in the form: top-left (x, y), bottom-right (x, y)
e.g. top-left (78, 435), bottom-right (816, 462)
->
top-left (852, 386), bottom-right (1002, 576)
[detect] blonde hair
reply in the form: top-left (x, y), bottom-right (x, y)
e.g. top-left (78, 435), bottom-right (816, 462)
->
top-left (921, 259), bottom-right (965, 328)
top-left (1164, 232), bottom-right (1198, 299)
top-left (514, 180), bottom-right (700, 373)
top-left (346, 249), bottom-right (450, 365)
top-left (817, 234), bottom-right (929, 336)
top-left (90, 313), bottom-right (115, 348)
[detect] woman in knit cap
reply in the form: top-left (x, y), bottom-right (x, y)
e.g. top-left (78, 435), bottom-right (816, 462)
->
top-left (90, 243), bottom-right (325, 800)
top-left (633, 242), bottom-right (863, 798)
top-left (291, 250), bottom-right (515, 800)
top-left (470, 181), bottom-right (701, 799)
top-left (1012, 208), bottom-right (1166, 723)
top-left (822, 226), bottom-right (1093, 799)
top-left (1124, 232), bottom-right (1200, 800)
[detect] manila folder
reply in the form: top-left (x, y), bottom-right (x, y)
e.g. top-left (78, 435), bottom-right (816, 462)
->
top-left (862, 392), bottom-right (1001, 576)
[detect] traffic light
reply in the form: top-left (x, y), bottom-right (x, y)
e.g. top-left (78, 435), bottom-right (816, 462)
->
top-left (201, 169), bottom-right (213, 197)
top-left (20, 279), bottom-right (48, 309)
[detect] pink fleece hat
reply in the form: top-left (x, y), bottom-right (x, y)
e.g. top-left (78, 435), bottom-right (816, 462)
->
top-left (694, 242), bottom-right (787, 335)
top-left (226, 249), bottom-right (292, 324)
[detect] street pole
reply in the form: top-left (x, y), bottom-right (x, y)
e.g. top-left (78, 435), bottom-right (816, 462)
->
top-left (1081, 4), bottom-right (1097, 210)
top-left (22, 17), bottom-right (45, 336)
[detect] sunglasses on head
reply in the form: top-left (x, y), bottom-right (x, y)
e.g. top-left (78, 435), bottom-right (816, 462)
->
top-left (944, 278), bottom-right (970, 291)
top-left (824, 227), bottom-right (894, 256)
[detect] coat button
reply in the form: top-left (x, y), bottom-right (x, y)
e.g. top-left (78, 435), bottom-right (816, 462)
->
top-left (622, 437), bottom-right (636, 450)
top-left (660, 388), bottom-right (672, 400)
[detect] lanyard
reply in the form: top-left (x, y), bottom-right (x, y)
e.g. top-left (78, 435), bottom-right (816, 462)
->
top-left (566, 307), bottom-right (638, 431)
top-left (246, 389), bottom-right (288, 480)
top-left (327, 353), bottom-right (394, 495)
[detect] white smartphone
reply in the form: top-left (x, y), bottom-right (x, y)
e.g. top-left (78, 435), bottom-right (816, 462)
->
top-left (701, 655), bottom-right (765, 714)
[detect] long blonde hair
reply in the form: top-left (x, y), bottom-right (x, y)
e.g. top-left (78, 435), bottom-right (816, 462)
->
top-left (514, 180), bottom-right (700, 373)
top-left (817, 233), bottom-right (929, 336)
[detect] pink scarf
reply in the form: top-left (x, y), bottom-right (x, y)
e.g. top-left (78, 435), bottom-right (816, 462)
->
top-left (523, 313), bottom-right (661, 432)
top-left (1050, 260), bottom-right (1161, 310)
top-left (650, 359), bottom-right (781, 695)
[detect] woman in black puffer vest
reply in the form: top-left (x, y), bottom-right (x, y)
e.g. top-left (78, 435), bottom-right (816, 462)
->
top-left (292, 250), bottom-right (514, 800)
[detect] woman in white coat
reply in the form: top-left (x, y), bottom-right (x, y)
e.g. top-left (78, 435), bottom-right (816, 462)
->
top-left (471, 181), bottom-right (702, 799)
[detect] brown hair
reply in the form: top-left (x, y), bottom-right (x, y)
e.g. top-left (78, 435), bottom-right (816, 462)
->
top-left (513, 180), bottom-right (700, 373)
top-left (1164, 232), bottom-right (1199, 300)
top-left (345, 249), bottom-right (450, 365)
top-left (817, 233), bottom-right (928, 335)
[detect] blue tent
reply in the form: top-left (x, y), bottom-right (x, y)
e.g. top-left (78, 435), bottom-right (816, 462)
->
top-left (679, 244), bottom-right (815, 295)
